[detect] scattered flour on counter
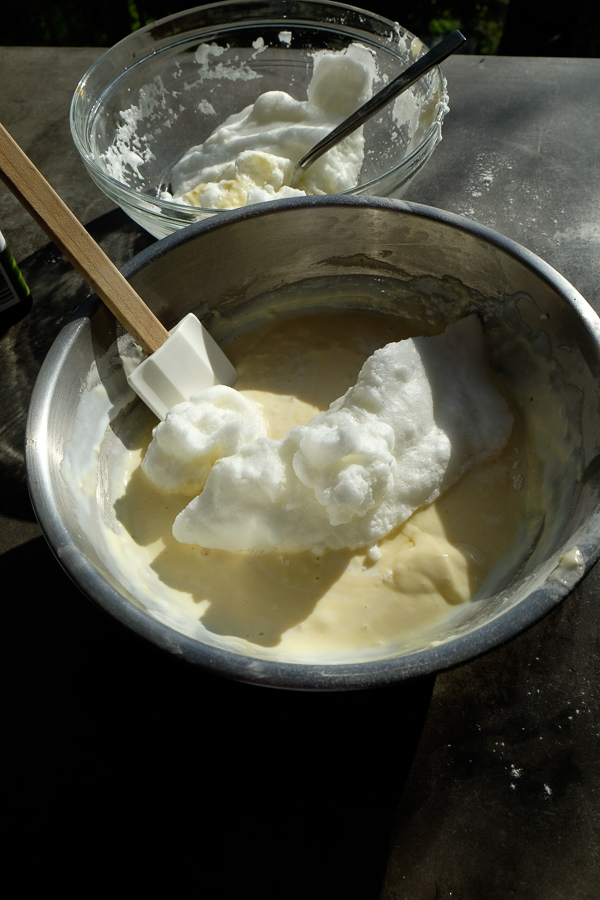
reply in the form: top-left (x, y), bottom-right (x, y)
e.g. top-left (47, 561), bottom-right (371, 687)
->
top-left (143, 316), bottom-right (514, 554)
top-left (553, 222), bottom-right (600, 245)
top-left (197, 100), bottom-right (217, 116)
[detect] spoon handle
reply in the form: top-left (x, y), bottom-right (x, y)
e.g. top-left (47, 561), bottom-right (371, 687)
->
top-left (0, 122), bottom-right (168, 354)
top-left (295, 30), bottom-right (466, 176)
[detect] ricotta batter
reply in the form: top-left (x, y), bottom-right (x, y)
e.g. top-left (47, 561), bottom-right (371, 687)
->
top-left (108, 310), bottom-right (526, 660)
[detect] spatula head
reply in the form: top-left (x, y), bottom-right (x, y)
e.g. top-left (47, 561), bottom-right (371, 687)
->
top-left (127, 312), bottom-right (237, 420)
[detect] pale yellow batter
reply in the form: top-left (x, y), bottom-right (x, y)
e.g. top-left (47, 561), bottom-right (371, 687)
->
top-left (110, 310), bottom-right (526, 659)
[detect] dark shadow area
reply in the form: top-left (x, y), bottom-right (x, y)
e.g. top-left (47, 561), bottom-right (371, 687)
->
top-left (499, 0), bottom-right (599, 58)
top-left (0, 1), bottom-right (508, 56)
top-left (0, 209), bottom-right (154, 520)
top-left (4, 532), bottom-right (434, 898)
top-left (4, 1), bottom-right (599, 58)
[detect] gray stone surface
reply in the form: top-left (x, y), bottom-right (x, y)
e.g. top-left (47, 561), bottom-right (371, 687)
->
top-left (384, 53), bottom-right (600, 900)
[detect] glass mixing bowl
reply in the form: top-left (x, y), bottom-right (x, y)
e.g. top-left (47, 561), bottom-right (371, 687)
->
top-left (70, 1), bottom-right (449, 238)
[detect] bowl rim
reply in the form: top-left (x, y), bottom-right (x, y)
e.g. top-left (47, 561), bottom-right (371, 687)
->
top-left (26, 195), bottom-right (600, 690)
top-left (69, 0), bottom-right (448, 221)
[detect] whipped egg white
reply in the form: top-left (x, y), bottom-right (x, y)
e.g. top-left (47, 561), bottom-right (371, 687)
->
top-left (170, 43), bottom-right (378, 209)
top-left (145, 317), bottom-right (514, 554)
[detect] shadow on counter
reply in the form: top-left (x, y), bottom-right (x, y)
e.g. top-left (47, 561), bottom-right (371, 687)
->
top-left (0, 210), bottom-right (154, 520)
top-left (4, 532), bottom-right (434, 898)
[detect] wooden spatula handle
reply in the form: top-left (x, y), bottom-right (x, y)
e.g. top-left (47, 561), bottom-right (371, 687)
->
top-left (0, 122), bottom-right (168, 355)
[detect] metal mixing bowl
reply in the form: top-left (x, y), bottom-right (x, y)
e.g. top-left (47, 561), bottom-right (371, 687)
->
top-left (26, 196), bottom-right (600, 690)
top-left (70, 0), bottom-right (449, 238)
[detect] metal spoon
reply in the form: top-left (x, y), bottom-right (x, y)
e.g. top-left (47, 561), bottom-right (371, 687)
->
top-left (291, 30), bottom-right (466, 183)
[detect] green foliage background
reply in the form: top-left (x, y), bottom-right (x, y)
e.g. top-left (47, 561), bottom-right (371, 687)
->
top-left (2, 1), bottom-right (598, 57)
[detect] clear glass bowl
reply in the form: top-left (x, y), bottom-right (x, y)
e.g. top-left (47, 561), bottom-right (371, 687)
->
top-left (70, 1), bottom-right (449, 238)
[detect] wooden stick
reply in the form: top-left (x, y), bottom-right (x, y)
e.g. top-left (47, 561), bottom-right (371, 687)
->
top-left (0, 122), bottom-right (168, 355)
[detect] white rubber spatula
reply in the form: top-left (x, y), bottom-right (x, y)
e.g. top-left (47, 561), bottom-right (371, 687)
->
top-left (0, 122), bottom-right (237, 420)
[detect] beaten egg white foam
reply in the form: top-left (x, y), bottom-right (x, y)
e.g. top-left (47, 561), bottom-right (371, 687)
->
top-left (87, 310), bottom-right (528, 662)
top-left (170, 43), bottom-right (377, 209)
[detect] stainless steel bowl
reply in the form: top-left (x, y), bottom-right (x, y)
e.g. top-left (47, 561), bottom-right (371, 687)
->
top-left (26, 196), bottom-right (600, 689)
